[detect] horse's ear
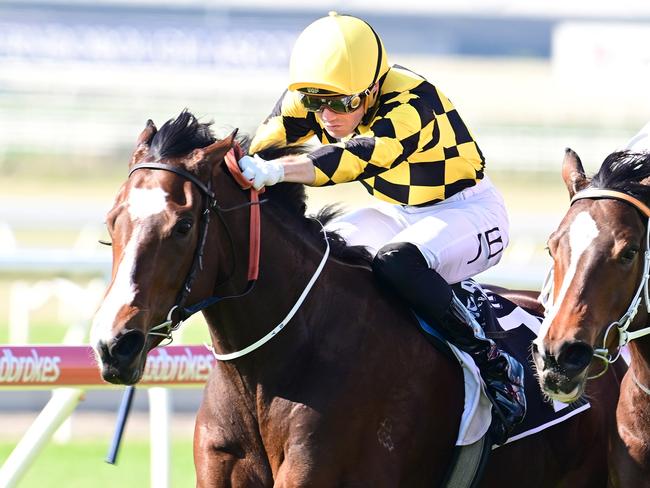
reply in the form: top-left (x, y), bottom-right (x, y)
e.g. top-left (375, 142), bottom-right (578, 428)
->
top-left (130, 120), bottom-right (157, 166)
top-left (191, 128), bottom-right (239, 167)
top-left (136, 119), bottom-right (157, 146)
top-left (562, 148), bottom-right (589, 198)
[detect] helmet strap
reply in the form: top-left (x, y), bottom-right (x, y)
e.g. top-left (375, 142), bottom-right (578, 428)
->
top-left (361, 80), bottom-right (382, 125)
top-left (361, 86), bottom-right (374, 111)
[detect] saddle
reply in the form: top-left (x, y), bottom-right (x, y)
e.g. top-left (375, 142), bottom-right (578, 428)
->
top-left (420, 279), bottom-right (590, 445)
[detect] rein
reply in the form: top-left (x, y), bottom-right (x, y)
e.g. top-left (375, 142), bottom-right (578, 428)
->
top-left (541, 188), bottom-right (650, 378)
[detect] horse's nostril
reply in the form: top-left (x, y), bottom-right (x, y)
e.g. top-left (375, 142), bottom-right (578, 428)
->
top-left (558, 341), bottom-right (593, 375)
top-left (109, 330), bottom-right (145, 362)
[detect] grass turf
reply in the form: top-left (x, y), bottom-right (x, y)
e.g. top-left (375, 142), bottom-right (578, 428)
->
top-left (0, 439), bottom-right (196, 487)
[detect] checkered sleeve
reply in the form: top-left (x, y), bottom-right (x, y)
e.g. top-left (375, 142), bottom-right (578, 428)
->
top-left (249, 90), bottom-right (317, 154)
top-left (308, 94), bottom-right (434, 186)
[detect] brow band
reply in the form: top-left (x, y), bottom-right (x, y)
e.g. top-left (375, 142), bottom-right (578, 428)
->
top-left (571, 188), bottom-right (650, 218)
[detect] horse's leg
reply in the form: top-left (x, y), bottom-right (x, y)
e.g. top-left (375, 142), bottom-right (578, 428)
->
top-left (193, 403), bottom-right (274, 487)
top-left (193, 375), bottom-right (273, 488)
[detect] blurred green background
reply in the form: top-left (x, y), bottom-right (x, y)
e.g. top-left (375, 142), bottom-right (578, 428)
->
top-left (1, 0), bottom-right (649, 486)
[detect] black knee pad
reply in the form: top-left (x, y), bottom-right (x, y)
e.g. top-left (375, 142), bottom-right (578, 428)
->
top-left (372, 242), bottom-right (428, 289)
top-left (372, 242), bottom-right (452, 317)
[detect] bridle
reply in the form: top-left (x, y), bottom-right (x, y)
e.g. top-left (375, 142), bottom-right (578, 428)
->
top-left (127, 144), bottom-right (330, 360)
top-left (128, 144), bottom-right (262, 343)
top-left (540, 188), bottom-right (650, 379)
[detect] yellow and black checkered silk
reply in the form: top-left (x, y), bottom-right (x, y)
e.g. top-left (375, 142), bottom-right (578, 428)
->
top-left (249, 65), bottom-right (485, 206)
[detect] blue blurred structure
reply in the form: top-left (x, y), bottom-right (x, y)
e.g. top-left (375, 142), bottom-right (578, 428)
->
top-left (0, 2), bottom-right (557, 66)
top-left (0, 1), bottom-right (649, 168)
top-left (2, 0), bottom-right (650, 65)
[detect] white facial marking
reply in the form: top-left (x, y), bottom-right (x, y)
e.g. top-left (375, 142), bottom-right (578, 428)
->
top-left (534, 211), bottom-right (599, 350)
top-left (91, 187), bottom-right (169, 347)
top-left (91, 227), bottom-right (142, 346)
top-left (127, 187), bottom-right (168, 220)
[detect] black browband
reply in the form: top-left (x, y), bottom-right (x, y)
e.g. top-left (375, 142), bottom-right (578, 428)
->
top-left (129, 162), bottom-right (215, 199)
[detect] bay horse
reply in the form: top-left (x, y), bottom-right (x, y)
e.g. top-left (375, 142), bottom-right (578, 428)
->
top-left (92, 110), bottom-right (621, 487)
top-left (532, 149), bottom-right (650, 487)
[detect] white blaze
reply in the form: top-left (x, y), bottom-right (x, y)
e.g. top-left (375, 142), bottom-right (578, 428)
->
top-left (128, 187), bottom-right (168, 220)
top-left (535, 211), bottom-right (599, 349)
top-left (91, 188), bottom-right (168, 345)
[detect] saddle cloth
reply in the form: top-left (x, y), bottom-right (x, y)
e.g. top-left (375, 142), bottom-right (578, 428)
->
top-left (418, 279), bottom-right (590, 447)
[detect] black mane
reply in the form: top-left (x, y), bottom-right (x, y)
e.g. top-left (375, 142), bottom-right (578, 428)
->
top-left (150, 110), bottom-right (216, 159)
top-left (590, 151), bottom-right (650, 205)
top-left (151, 110), bottom-right (372, 265)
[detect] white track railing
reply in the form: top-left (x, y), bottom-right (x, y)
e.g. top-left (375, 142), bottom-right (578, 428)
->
top-left (0, 345), bottom-right (215, 488)
top-left (8, 279), bottom-right (105, 344)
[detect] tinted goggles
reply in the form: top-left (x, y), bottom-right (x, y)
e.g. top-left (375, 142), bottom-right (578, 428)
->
top-left (299, 92), bottom-right (363, 114)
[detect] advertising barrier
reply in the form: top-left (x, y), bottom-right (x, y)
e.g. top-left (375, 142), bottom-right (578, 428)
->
top-left (0, 345), bottom-right (215, 388)
top-left (0, 344), bottom-right (216, 488)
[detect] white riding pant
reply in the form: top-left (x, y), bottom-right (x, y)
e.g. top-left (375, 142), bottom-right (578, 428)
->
top-left (326, 176), bottom-right (510, 284)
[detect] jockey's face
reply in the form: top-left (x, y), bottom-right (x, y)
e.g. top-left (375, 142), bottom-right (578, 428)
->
top-left (317, 104), bottom-right (365, 139)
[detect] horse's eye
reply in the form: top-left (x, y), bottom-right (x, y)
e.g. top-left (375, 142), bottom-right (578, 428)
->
top-left (621, 247), bottom-right (639, 262)
top-left (174, 219), bottom-right (194, 236)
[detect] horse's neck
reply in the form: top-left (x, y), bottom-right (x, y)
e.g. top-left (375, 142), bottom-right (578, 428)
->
top-left (202, 206), bottom-right (329, 376)
top-left (628, 306), bottom-right (650, 365)
top-left (626, 304), bottom-right (650, 392)
top-left (627, 333), bottom-right (650, 385)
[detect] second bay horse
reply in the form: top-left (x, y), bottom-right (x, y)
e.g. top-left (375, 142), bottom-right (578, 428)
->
top-left (533, 148), bottom-right (649, 486)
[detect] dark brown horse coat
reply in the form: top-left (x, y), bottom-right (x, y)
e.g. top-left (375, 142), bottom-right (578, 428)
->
top-left (92, 112), bottom-right (622, 487)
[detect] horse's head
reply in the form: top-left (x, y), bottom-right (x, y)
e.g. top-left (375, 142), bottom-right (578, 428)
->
top-left (91, 111), bottom-right (237, 384)
top-left (532, 149), bottom-right (650, 402)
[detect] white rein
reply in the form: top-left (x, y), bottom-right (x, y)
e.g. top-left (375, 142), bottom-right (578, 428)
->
top-left (207, 222), bottom-right (330, 361)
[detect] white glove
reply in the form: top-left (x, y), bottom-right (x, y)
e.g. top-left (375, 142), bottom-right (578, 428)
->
top-left (238, 154), bottom-right (285, 191)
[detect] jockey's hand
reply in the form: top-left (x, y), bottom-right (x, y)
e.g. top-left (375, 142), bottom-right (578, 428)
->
top-left (238, 154), bottom-right (285, 191)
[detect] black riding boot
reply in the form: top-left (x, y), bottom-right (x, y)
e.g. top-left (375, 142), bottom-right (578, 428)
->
top-left (372, 242), bottom-right (526, 445)
top-left (439, 294), bottom-right (526, 445)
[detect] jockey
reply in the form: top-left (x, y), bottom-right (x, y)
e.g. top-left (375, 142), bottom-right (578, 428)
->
top-left (238, 11), bottom-right (525, 444)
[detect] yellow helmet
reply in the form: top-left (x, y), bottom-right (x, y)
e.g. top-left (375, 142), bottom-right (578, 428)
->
top-left (288, 12), bottom-right (389, 96)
